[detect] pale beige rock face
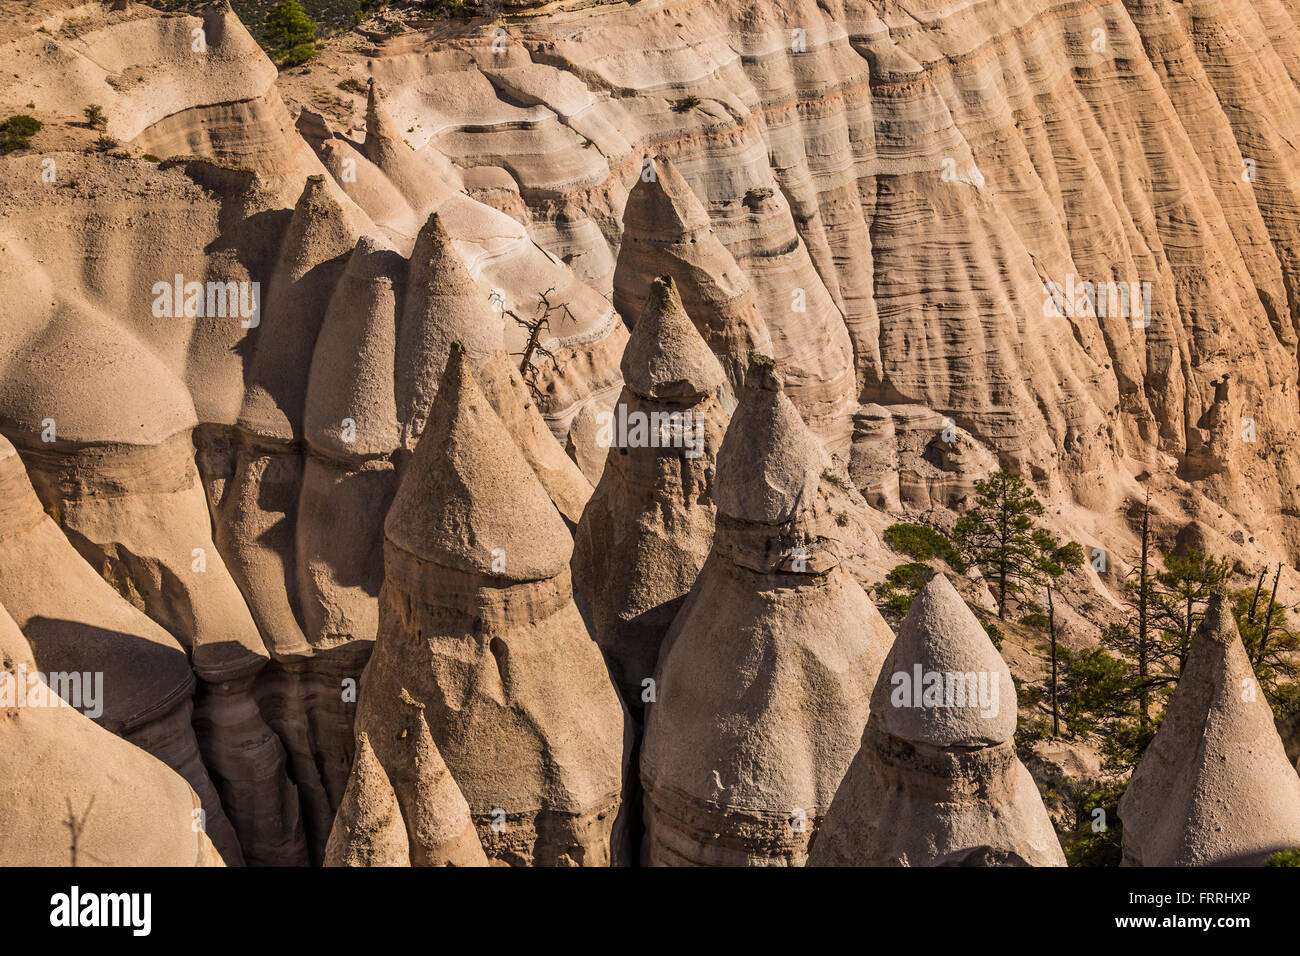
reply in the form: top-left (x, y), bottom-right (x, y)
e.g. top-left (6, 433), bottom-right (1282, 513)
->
top-left (4, 0), bottom-right (1300, 869)
top-left (573, 277), bottom-right (733, 712)
top-left (1119, 595), bottom-right (1300, 866)
top-left (614, 158), bottom-right (774, 394)
top-left (640, 366), bottom-right (891, 866)
top-left (12, 428), bottom-right (302, 866)
top-left (267, 0), bottom-right (1300, 555)
top-left (354, 349), bottom-right (630, 866)
top-left (0, 434), bottom-right (245, 865)
top-left (0, 602), bottom-right (224, 867)
top-left (809, 576), bottom-right (1065, 867)
top-left (327, 712), bottom-right (488, 868)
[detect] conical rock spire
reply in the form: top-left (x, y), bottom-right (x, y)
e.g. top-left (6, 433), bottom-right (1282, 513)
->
top-left (357, 350), bottom-right (630, 865)
top-left (1119, 594), bottom-right (1300, 866)
top-left (572, 276), bottom-right (732, 714)
top-left (396, 212), bottom-right (591, 522)
top-left (639, 363), bottom-right (890, 865)
top-left (809, 575), bottom-right (1065, 867)
top-left (613, 155), bottom-right (772, 391)
top-left (621, 276), bottom-right (729, 403)
top-left (324, 733), bottom-right (411, 867)
top-left (386, 344), bottom-right (570, 582)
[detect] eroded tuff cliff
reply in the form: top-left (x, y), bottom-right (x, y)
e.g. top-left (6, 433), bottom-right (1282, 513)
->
top-left (3, 0), bottom-right (1300, 865)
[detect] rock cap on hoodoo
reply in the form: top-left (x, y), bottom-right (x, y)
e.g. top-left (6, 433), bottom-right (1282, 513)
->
top-left (627, 154), bottom-right (712, 240)
top-left (621, 276), bottom-right (725, 402)
top-left (872, 574), bottom-right (1017, 747)
top-left (714, 356), bottom-right (823, 525)
top-left (384, 344), bottom-right (570, 581)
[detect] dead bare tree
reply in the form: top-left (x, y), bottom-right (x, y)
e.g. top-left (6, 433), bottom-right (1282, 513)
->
top-left (496, 286), bottom-right (573, 403)
top-left (64, 795), bottom-right (95, 867)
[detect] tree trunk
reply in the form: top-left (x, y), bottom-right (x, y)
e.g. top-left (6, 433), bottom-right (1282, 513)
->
top-left (1249, 565), bottom-right (1267, 623)
top-left (1048, 582), bottom-right (1059, 737)
top-left (998, 503), bottom-right (1009, 619)
top-left (1137, 493), bottom-right (1150, 731)
top-left (1258, 564), bottom-right (1281, 667)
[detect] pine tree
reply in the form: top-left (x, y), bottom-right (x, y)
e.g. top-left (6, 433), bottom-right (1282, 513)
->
top-left (264, 1), bottom-right (316, 66)
top-left (1232, 578), bottom-right (1300, 718)
top-left (1149, 549), bottom-right (1231, 682)
top-left (954, 468), bottom-right (1046, 619)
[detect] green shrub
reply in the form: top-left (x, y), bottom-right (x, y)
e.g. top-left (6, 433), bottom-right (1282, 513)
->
top-left (83, 104), bottom-right (106, 128)
top-left (673, 95), bottom-right (702, 112)
top-left (142, 153), bottom-right (161, 163)
top-left (879, 562), bottom-right (936, 624)
top-left (0, 114), bottom-right (41, 154)
top-left (278, 43), bottom-right (317, 68)
top-left (1062, 781), bottom-right (1126, 867)
top-left (91, 135), bottom-right (118, 152)
top-left (820, 468), bottom-right (847, 490)
top-left (338, 77), bottom-right (368, 95)
top-left (884, 522), bottom-right (961, 566)
top-left (1266, 848), bottom-right (1300, 866)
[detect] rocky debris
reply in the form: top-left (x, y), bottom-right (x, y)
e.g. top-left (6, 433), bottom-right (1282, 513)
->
top-left (889, 406), bottom-right (998, 511)
top-left (640, 359), bottom-right (892, 865)
top-left (353, 346), bottom-right (630, 866)
top-left (1119, 594), bottom-right (1300, 865)
top-left (573, 276), bottom-right (733, 715)
top-left (810, 575), bottom-right (1065, 867)
top-left (0, 601), bottom-right (224, 867)
top-left (849, 404), bottom-right (901, 511)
